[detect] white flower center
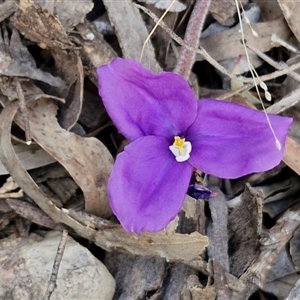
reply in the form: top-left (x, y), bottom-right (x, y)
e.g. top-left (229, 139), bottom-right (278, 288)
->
top-left (169, 136), bottom-right (192, 162)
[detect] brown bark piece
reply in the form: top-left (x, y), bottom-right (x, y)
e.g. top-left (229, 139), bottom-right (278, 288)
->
top-left (207, 187), bottom-right (231, 300)
top-left (161, 263), bottom-right (197, 300)
top-left (11, 0), bottom-right (73, 49)
top-left (6, 198), bottom-right (63, 230)
top-left (290, 226), bottom-right (300, 271)
top-left (207, 187), bottom-right (229, 272)
top-left (76, 22), bottom-right (117, 85)
top-left (228, 184), bottom-right (263, 277)
top-left (0, 0), bottom-right (17, 23)
top-left (111, 254), bottom-right (166, 300)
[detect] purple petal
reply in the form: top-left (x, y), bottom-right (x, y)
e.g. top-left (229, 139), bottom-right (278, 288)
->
top-left (108, 135), bottom-right (193, 233)
top-left (186, 99), bottom-right (292, 178)
top-left (97, 58), bottom-right (197, 141)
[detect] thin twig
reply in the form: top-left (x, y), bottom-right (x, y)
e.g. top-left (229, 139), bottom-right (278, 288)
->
top-left (173, 0), bottom-right (212, 79)
top-left (14, 78), bottom-right (31, 145)
top-left (136, 4), bottom-right (300, 89)
top-left (44, 230), bottom-right (69, 300)
top-left (247, 43), bottom-right (300, 82)
top-left (241, 60), bottom-right (300, 83)
top-left (135, 4), bottom-right (234, 79)
top-left (271, 34), bottom-right (300, 55)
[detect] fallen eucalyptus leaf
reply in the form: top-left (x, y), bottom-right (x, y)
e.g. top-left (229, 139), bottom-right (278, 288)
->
top-left (0, 144), bottom-right (56, 175)
top-left (1, 98), bottom-right (113, 218)
top-left (0, 30), bottom-right (65, 88)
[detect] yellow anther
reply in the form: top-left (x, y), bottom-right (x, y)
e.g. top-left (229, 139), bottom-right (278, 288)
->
top-left (169, 136), bottom-right (192, 162)
top-left (173, 136), bottom-right (186, 155)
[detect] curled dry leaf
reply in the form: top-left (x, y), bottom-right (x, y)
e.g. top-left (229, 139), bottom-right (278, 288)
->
top-left (1, 98), bottom-right (113, 218)
top-left (56, 54), bottom-right (84, 130)
top-left (0, 30), bottom-right (65, 88)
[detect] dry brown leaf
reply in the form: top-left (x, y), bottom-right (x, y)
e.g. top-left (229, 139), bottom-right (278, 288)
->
top-left (228, 184), bottom-right (263, 277)
top-left (56, 54), bottom-right (84, 130)
top-left (76, 22), bottom-right (117, 86)
top-left (0, 0), bottom-right (17, 23)
top-left (11, 0), bottom-right (73, 49)
top-left (6, 198), bottom-right (63, 230)
top-left (253, 0), bottom-right (282, 21)
top-left (210, 0), bottom-right (248, 26)
top-left (28, 98), bottom-right (113, 217)
top-left (197, 18), bottom-right (291, 62)
top-left (1, 98), bottom-right (113, 218)
top-left (34, 0), bottom-right (94, 30)
top-left (102, 0), bottom-right (161, 72)
top-left (0, 144), bottom-right (56, 175)
top-left (0, 30), bottom-right (65, 88)
top-left (278, 0), bottom-right (300, 44)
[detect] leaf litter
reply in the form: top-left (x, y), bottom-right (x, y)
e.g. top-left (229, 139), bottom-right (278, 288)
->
top-left (1, 0), bottom-right (300, 299)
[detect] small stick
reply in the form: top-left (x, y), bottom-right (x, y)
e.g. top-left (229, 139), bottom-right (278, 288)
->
top-left (247, 43), bottom-right (300, 83)
top-left (44, 230), bottom-right (69, 300)
top-left (136, 4), bottom-right (300, 92)
top-left (271, 34), bottom-right (300, 55)
top-left (14, 78), bottom-right (31, 145)
top-left (135, 4), bottom-right (234, 79)
top-left (173, 0), bottom-right (212, 79)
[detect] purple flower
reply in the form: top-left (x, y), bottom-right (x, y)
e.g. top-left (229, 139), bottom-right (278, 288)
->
top-left (97, 58), bottom-right (292, 233)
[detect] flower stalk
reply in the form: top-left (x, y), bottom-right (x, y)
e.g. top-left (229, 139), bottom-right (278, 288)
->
top-left (174, 0), bottom-right (212, 79)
